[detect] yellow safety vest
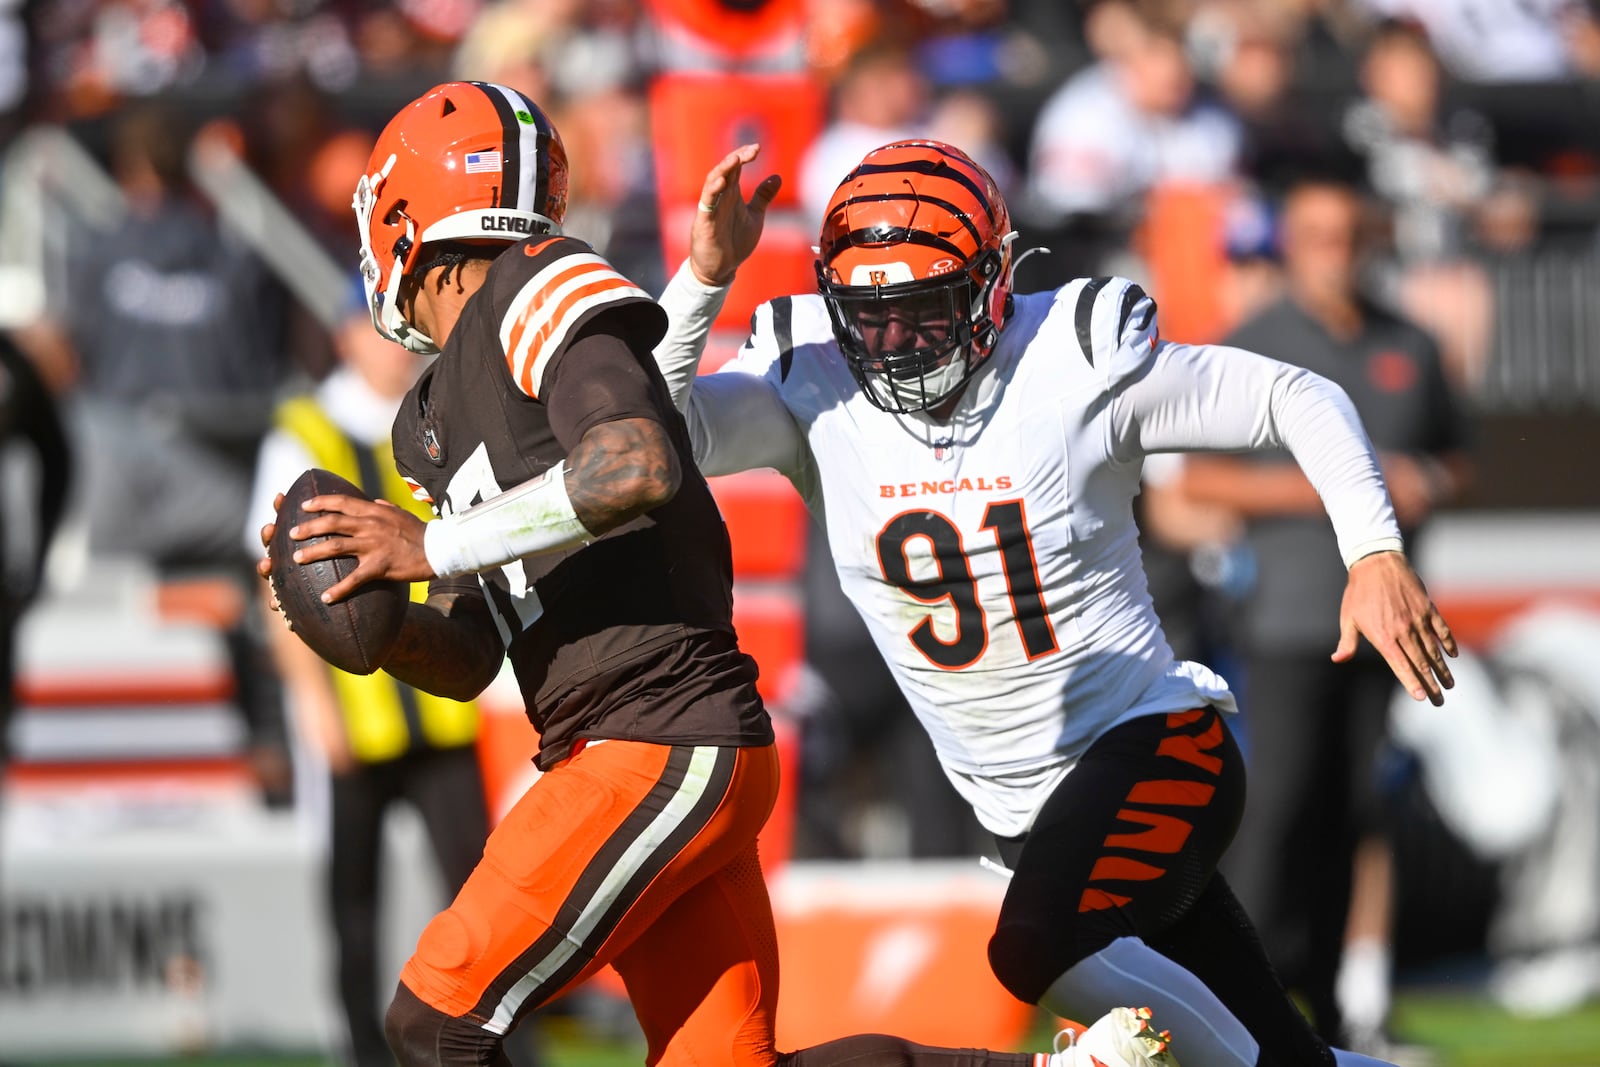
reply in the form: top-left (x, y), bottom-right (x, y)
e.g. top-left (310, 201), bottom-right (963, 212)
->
top-left (275, 395), bottom-right (479, 762)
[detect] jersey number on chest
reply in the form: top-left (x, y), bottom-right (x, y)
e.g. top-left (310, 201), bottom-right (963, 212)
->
top-left (444, 443), bottom-right (545, 644)
top-left (875, 500), bottom-right (1059, 670)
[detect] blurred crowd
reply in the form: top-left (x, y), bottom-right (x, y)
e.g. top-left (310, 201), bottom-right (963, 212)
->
top-left (2, 0), bottom-right (1600, 1063)
top-left (3, 0), bottom-right (1600, 398)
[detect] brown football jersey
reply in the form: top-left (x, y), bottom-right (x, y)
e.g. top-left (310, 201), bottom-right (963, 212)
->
top-left (392, 236), bottom-right (770, 766)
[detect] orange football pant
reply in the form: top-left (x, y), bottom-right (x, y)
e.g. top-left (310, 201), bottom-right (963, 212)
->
top-left (400, 740), bottom-right (781, 1067)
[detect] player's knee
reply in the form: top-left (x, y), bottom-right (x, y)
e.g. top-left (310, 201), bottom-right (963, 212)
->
top-left (990, 903), bottom-right (1126, 1007)
top-left (385, 982), bottom-right (500, 1067)
top-left (988, 919), bottom-right (1066, 1005)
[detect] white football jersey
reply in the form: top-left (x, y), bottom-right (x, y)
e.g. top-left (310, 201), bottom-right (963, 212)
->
top-left (660, 270), bottom-right (1401, 837)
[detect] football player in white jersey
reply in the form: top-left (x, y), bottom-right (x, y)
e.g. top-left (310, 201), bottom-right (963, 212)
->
top-left (656, 140), bottom-right (1457, 1067)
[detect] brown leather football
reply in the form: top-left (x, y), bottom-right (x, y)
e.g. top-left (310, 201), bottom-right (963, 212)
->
top-left (269, 468), bottom-right (407, 676)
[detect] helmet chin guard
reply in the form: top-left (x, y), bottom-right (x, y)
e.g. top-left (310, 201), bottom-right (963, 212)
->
top-left (355, 159), bottom-right (440, 354)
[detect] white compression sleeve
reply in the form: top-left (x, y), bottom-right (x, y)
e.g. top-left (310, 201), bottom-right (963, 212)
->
top-left (423, 462), bottom-right (592, 578)
top-left (682, 371), bottom-right (810, 479)
top-left (1043, 937), bottom-right (1260, 1067)
top-left (1115, 342), bottom-right (1404, 568)
top-left (653, 258), bottom-right (728, 411)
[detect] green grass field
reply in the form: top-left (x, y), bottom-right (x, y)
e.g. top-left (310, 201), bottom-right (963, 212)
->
top-left (16, 989), bottom-right (1600, 1067)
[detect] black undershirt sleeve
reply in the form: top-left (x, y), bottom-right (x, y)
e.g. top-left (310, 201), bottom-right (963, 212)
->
top-left (542, 322), bottom-right (671, 452)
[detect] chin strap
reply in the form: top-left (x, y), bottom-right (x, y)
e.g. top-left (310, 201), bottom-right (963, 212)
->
top-left (377, 230), bottom-right (439, 356)
top-left (356, 153), bottom-right (439, 354)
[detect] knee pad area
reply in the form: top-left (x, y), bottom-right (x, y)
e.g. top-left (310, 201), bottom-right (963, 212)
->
top-left (988, 919), bottom-right (1075, 1006)
top-left (385, 983), bottom-right (501, 1067)
top-left (990, 899), bottom-right (1131, 1006)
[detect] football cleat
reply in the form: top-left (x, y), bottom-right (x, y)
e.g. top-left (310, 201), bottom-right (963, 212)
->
top-left (1047, 1006), bottom-right (1178, 1067)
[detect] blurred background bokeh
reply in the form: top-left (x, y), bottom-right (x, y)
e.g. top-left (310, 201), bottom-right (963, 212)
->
top-left (1, 1), bottom-right (1599, 1065)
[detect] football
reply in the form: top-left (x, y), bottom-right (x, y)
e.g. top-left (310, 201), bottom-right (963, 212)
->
top-left (270, 468), bottom-right (408, 676)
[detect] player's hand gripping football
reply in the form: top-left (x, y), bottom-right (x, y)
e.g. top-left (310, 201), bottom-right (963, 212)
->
top-left (257, 493), bottom-right (433, 604)
top-left (689, 143), bottom-right (782, 287)
top-left (1334, 550), bottom-right (1458, 705)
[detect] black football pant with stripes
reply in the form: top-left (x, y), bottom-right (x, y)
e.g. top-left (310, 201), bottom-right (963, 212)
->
top-left (989, 707), bottom-right (1335, 1067)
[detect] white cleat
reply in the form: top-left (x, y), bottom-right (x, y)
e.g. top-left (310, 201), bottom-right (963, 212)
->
top-left (1051, 1006), bottom-right (1178, 1067)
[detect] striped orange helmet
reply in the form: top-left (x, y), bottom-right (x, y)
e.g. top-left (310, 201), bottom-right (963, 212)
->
top-left (353, 81), bottom-right (567, 353)
top-left (817, 140), bottom-right (1016, 413)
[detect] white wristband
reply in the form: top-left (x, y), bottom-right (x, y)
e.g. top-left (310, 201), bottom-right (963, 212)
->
top-left (1343, 536), bottom-right (1406, 569)
top-left (423, 462), bottom-right (593, 578)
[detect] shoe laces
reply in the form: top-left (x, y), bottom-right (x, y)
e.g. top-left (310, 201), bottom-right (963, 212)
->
top-left (1051, 1027), bottom-right (1081, 1056)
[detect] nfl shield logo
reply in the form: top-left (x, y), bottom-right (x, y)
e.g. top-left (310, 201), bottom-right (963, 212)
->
top-left (464, 150), bottom-right (502, 174)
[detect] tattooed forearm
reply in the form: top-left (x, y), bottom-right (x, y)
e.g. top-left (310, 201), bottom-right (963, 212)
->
top-left (382, 592), bottom-right (505, 700)
top-left (564, 417), bottom-right (682, 533)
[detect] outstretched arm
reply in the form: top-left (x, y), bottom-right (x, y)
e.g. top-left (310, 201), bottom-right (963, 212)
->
top-left (655, 143), bottom-right (782, 409)
top-left (1114, 341), bottom-right (1457, 704)
top-left (1115, 342), bottom-right (1402, 565)
top-left (652, 143), bottom-right (806, 478)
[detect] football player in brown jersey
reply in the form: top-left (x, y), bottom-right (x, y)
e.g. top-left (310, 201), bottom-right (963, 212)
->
top-left (255, 82), bottom-right (1175, 1067)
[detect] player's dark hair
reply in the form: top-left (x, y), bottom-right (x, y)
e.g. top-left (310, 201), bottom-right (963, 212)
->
top-left (416, 241), bottom-right (503, 286)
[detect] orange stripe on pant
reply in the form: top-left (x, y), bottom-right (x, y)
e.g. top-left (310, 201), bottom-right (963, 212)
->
top-left (401, 741), bottom-right (781, 1067)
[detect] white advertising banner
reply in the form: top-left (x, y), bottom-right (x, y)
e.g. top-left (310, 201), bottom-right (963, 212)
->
top-left (0, 787), bottom-right (442, 1058)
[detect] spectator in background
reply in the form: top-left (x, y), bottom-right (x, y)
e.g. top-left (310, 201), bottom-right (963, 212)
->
top-left (450, 0), bottom-right (564, 103)
top-left (453, 0), bottom-right (660, 289)
top-left (1344, 19), bottom-right (1495, 268)
top-left (35, 99), bottom-right (294, 803)
top-left (800, 42), bottom-right (930, 228)
top-left (1172, 177), bottom-right (1474, 1060)
top-left (0, 332), bottom-right (71, 792)
top-left (800, 35), bottom-right (1020, 233)
top-left (1021, 0), bottom-right (1241, 279)
top-left (1344, 18), bottom-right (1501, 400)
top-left (244, 287), bottom-right (491, 1067)
top-left (1350, 0), bottom-right (1600, 82)
top-left (199, 0), bottom-right (362, 94)
top-left (47, 100), bottom-right (286, 567)
top-left (1189, 0), bottom-right (1355, 196)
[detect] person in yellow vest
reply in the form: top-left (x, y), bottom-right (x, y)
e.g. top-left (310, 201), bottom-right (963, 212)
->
top-left (244, 286), bottom-right (490, 1067)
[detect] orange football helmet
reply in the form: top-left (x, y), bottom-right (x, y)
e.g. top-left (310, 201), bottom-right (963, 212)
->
top-left (354, 81), bottom-right (568, 353)
top-left (816, 140), bottom-right (1017, 413)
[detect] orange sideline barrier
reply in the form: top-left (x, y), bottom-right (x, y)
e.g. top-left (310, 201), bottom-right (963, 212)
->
top-left (648, 72), bottom-right (822, 213)
top-left (710, 469), bottom-right (810, 580)
top-left (1140, 183), bottom-right (1230, 345)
